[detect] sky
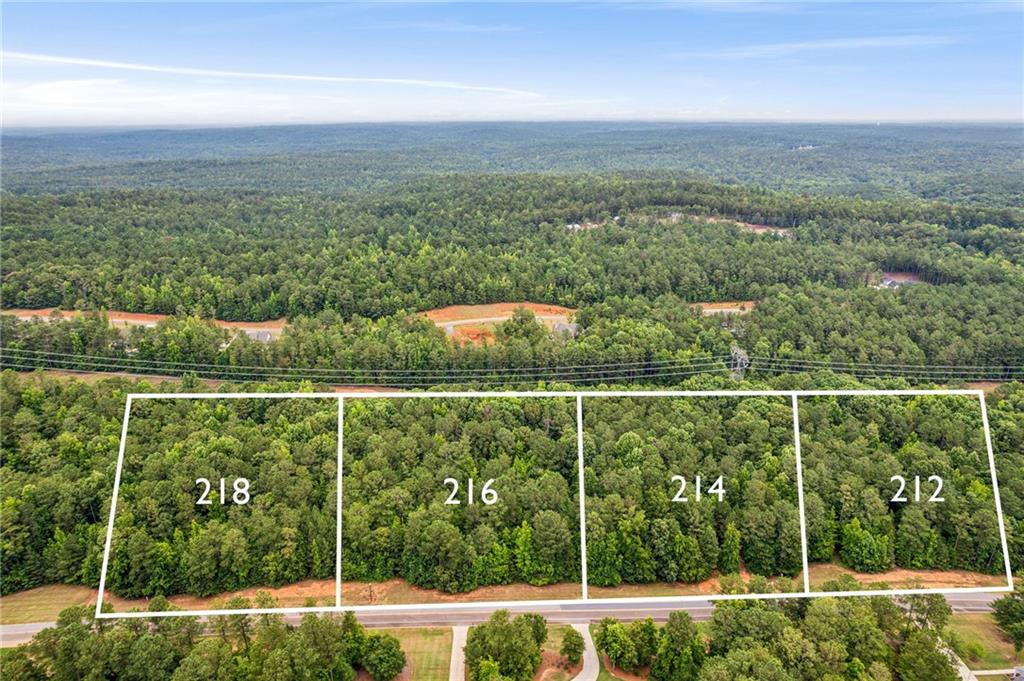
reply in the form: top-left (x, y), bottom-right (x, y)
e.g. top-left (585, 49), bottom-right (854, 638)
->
top-left (1, 1), bottom-right (1022, 127)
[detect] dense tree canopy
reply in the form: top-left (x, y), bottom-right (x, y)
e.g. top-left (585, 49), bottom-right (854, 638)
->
top-left (342, 397), bottom-right (580, 593)
top-left (799, 394), bottom-right (1005, 576)
top-left (4, 599), bottom-right (403, 681)
top-left (583, 396), bottom-right (801, 588)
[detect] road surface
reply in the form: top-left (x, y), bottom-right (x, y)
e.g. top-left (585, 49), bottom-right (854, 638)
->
top-left (449, 625), bottom-right (468, 681)
top-left (574, 623), bottom-right (600, 681)
top-left (0, 593), bottom-right (1001, 648)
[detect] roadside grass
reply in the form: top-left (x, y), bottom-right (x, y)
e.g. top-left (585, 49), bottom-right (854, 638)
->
top-left (544, 624), bottom-right (572, 653)
top-left (946, 613), bottom-right (1022, 671)
top-left (376, 628), bottom-right (452, 681)
top-left (0, 585), bottom-right (97, 625)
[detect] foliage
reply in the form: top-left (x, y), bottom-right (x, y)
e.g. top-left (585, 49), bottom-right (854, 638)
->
top-left (465, 610), bottom-right (544, 681)
top-left (993, 583), bottom-right (1024, 653)
top-left (801, 394), bottom-right (1005, 576)
top-left (9, 601), bottom-right (393, 681)
top-left (342, 397), bottom-right (579, 593)
top-left (559, 627), bottom-right (585, 667)
top-left (584, 396), bottom-right (802, 585)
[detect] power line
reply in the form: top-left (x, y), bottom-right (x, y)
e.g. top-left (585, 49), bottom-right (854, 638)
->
top-left (0, 346), bottom-right (733, 375)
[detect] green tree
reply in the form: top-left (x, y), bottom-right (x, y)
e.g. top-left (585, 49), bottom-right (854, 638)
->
top-left (992, 583), bottom-right (1024, 653)
top-left (718, 523), bottom-right (741, 575)
top-left (895, 631), bottom-right (957, 681)
top-left (559, 628), bottom-right (585, 667)
top-left (362, 632), bottom-right (407, 681)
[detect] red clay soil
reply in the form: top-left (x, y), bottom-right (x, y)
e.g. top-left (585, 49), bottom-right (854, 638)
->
top-left (587, 567), bottom-right (798, 599)
top-left (4, 308), bottom-right (288, 336)
top-left (536, 650), bottom-right (582, 681)
top-left (451, 324), bottom-right (497, 345)
top-left (808, 563), bottom-right (1009, 590)
top-left (599, 653), bottom-right (648, 681)
top-left (421, 302), bottom-right (576, 324)
top-left (105, 578), bottom-right (336, 612)
top-left (341, 579), bottom-right (582, 606)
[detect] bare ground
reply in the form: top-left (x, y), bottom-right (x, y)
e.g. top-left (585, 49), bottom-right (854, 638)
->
top-left (587, 567), bottom-right (800, 599)
top-left (341, 579), bottom-right (582, 606)
top-left (3, 308), bottom-right (288, 337)
top-left (688, 300), bottom-right (758, 316)
top-left (808, 563), bottom-right (1009, 590)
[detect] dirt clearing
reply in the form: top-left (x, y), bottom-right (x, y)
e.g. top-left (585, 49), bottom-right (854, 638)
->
top-left (420, 302), bottom-right (577, 346)
top-left (688, 300), bottom-right (758, 316)
top-left (808, 563), bottom-right (1008, 590)
top-left (667, 213), bottom-right (791, 236)
top-left (341, 579), bottom-right (581, 605)
top-left (422, 302), bottom-right (575, 324)
top-left (587, 567), bottom-right (798, 599)
top-left (3, 308), bottom-right (289, 338)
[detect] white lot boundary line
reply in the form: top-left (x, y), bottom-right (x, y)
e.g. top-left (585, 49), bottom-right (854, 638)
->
top-left (342, 395), bottom-right (350, 606)
top-left (791, 395), bottom-right (811, 594)
top-left (95, 396), bottom-right (133, 618)
top-left (97, 388), bottom-right (1011, 620)
top-left (96, 394), bottom-right (341, 620)
top-left (123, 389), bottom-right (984, 400)
top-left (978, 393), bottom-right (1015, 590)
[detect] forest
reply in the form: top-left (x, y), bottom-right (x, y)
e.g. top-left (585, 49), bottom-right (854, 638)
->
top-left (342, 397), bottom-right (580, 595)
top-left (3, 175), bottom-right (1022, 323)
top-left (798, 395), bottom-right (1005, 578)
top-left (590, 591), bottom-right (962, 681)
top-left (4, 372), bottom-right (1022, 603)
top-left (2, 600), bottom-right (406, 681)
top-left (2, 121), bottom-right (1024, 678)
top-left (1, 390), bottom-right (339, 599)
top-left (583, 396), bottom-right (802, 590)
top-left (3, 170), bottom-right (1023, 383)
top-left (5, 123), bottom-right (1022, 207)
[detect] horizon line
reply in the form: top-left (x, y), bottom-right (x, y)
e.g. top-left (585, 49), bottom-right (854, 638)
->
top-left (3, 117), bottom-right (1022, 134)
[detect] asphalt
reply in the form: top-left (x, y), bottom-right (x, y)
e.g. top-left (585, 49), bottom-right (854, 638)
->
top-left (0, 593), bottom-right (1001, 648)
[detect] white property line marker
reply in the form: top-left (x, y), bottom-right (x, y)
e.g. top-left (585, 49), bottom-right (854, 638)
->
top-left (95, 388), bottom-right (1012, 620)
top-left (791, 395), bottom-right (811, 594)
top-left (342, 395), bottom-right (350, 606)
top-left (96, 396), bottom-right (133, 618)
top-left (978, 392), bottom-right (1015, 591)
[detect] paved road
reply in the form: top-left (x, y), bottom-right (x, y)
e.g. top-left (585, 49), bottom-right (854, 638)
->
top-left (449, 626), bottom-right (468, 681)
top-left (573, 623), bottom-right (600, 681)
top-left (0, 593), bottom-right (1002, 648)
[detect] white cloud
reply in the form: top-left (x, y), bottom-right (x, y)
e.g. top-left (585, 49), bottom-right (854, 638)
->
top-left (1, 51), bottom-right (539, 99)
top-left (674, 34), bottom-right (956, 59)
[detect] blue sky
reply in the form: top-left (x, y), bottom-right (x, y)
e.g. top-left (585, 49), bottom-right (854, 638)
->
top-left (2, 1), bottom-right (1021, 127)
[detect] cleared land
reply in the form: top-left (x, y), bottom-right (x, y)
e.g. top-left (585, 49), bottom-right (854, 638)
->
top-left (2, 308), bottom-right (289, 337)
top-left (588, 568), bottom-right (801, 599)
top-left (881, 271), bottom-right (925, 283)
top-left (341, 579), bottom-right (582, 606)
top-left (946, 613), bottom-right (1023, 671)
top-left (0, 580), bottom-right (329, 624)
top-left (808, 564), bottom-right (1008, 591)
top-left (666, 213), bottom-right (791, 236)
top-left (420, 302), bottom-right (576, 345)
top-left (535, 625), bottom-right (584, 681)
top-left (688, 300), bottom-right (758, 316)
